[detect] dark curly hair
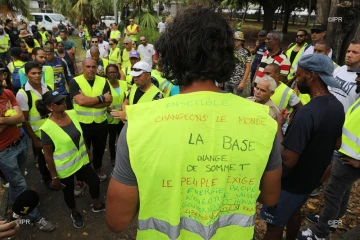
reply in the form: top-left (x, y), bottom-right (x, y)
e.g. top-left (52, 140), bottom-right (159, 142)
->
top-left (155, 8), bottom-right (235, 86)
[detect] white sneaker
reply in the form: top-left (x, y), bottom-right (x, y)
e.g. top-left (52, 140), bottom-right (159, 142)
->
top-left (34, 217), bottom-right (55, 232)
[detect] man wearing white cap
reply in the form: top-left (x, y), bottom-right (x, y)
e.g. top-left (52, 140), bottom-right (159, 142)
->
top-left (110, 61), bottom-right (162, 121)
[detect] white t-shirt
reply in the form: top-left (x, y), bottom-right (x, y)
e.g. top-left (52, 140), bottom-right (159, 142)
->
top-left (98, 41), bottom-right (110, 57)
top-left (294, 45), bottom-right (333, 71)
top-left (86, 48), bottom-right (107, 58)
top-left (158, 22), bottom-right (166, 33)
top-left (16, 82), bottom-right (50, 111)
top-left (137, 44), bottom-right (155, 68)
top-left (329, 65), bottom-right (360, 112)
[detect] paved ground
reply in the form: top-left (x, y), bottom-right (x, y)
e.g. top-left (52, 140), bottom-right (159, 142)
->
top-left (7, 139), bottom-right (138, 240)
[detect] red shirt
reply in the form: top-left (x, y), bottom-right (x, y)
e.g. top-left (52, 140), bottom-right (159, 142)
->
top-left (0, 89), bottom-right (21, 152)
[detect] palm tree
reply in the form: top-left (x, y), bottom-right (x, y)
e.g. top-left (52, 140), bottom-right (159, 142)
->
top-left (0, 0), bottom-right (30, 18)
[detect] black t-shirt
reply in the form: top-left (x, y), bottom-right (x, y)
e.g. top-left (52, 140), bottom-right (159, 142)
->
top-left (126, 88), bottom-right (163, 104)
top-left (69, 76), bottom-right (111, 130)
top-left (41, 120), bottom-right (81, 149)
top-left (89, 30), bottom-right (99, 38)
top-left (290, 50), bottom-right (298, 65)
top-left (5, 27), bottom-right (19, 46)
top-left (281, 95), bottom-right (345, 194)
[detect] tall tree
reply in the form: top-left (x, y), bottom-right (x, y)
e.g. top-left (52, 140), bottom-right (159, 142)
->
top-left (0, 0), bottom-right (30, 17)
top-left (326, 0), bottom-right (360, 65)
top-left (281, 0), bottom-right (299, 33)
top-left (256, 0), bottom-right (282, 31)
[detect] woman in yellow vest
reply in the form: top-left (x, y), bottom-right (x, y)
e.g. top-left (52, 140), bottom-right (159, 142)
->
top-left (108, 39), bottom-right (122, 72)
top-left (105, 64), bottom-right (128, 166)
top-left (37, 90), bottom-right (105, 229)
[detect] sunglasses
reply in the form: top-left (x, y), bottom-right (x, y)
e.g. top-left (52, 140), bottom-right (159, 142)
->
top-left (109, 43), bottom-right (114, 45)
top-left (123, 43), bottom-right (128, 45)
top-left (311, 30), bottom-right (323, 34)
top-left (92, 41), bottom-right (98, 43)
top-left (53, 98), bottom-right (66, 105)
top-left (131, 68), bottom-right (146, 72)
top-left (296, 34), bottom-right (305, 38)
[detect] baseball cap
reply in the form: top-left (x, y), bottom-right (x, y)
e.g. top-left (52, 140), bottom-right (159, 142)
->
top-left (42, 91), bottom-right (66, 105)
top-left (298, 54), bottom-right (340, 88)
top-left (311, 24), bottom-right (326, 32)
top-left (234, 31), bottom-right (244, 40)
top-left (258, 30), bottom-right (267, 37)
top-left (129, 50), bottom-right (140, 59)
top-left (96, 32), bottom-right (103, 37)
top-left (130, 61), bottom-right (152, 77)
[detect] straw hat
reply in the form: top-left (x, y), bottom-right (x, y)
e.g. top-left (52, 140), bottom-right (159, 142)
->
top-left (18, 29), bottom-right (31, 38)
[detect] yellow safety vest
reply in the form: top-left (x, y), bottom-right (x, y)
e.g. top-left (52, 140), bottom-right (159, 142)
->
top-left (151, 69), bottom-right (173, 98)
top-left (39, 31), bottom-right (48, 44)
top-left (126, 24), bottom-right (139, 41)
top-left (110, 30), bottom-right (121, 40)
top-left (121, 49), bottom-right (133, 69)
top-left (23, 39), bottom-right (40, 49)
top-left (0, 34), bottom-right (9, 53)
top-left (109, 48), bottom-right (121, 65)
top-left (84, 26), bottom-right (90, 41)
top-left (19, 66), bottom-right (55, 90)
top-left (73, 75), bottom-right (107, 124)
top-left (18, 85), bottom-right (52, 138)
top-left (271, 82), bottom-right (294, 110)
top-left (286, 43), bottom-right (308, 80)
top-left (107, 80), bottom-right (127, 124)
top-left (339, 99), bottom-right (360, 160)
top-left (40, 110), bottom-right (90, 178)
top-left (299, 93), bottom-right (311, 105)
top-left (121, 66), bottom-right (133, 88)
top-left (126, 91), bottom-right (277, 239)
top-left (128, 84), bottom-right (161, 105)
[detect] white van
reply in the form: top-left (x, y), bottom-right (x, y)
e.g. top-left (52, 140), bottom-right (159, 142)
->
top-left (28, 13), bottom-right (75, 34)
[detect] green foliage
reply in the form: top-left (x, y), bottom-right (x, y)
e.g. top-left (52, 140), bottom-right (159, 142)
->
top-left (2, 0), bottom-right (30, 17)
top-left (134, 12), bottom-right (160, 44)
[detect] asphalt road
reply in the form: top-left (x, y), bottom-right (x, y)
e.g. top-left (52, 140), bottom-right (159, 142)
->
top-left (12, 139), bottom-right (137, 240)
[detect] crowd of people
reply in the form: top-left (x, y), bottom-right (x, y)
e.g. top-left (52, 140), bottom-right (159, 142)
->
top-left (0, 7), bottom-right (359, 240)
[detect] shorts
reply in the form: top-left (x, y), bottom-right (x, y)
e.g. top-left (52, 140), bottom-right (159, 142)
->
top-left (260, 190), bottom-right (310, 227)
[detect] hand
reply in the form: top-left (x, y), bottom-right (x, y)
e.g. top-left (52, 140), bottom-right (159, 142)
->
top-left (50, 178), bottom-right (61, 190)
top-left (341, 157), bottom-right (360, 168)
top-left (255, 40), bottom-right (259, 48)
top-left (0, 220), bottom-right (20, 239)
top-left (104, 91), bottom-right (112, 102)
top-left (238, 81), bottom-right (245, 91)
top-left (275, 110), bottom-right (289, 127)
top-left (106, 107), bottom-right (112, 113)
top-left (110, 110), bottom-right (126, 121)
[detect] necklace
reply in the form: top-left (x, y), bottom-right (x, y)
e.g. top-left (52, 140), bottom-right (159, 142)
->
top-left (313, 91), bottom-right (326, 98)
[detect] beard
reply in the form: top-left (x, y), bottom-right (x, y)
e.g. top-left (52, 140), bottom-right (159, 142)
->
top-left (297, 80), bottom-right (310, 94)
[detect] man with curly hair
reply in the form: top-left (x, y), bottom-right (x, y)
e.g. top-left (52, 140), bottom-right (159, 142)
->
top-left (106, 8), bottom-right (282, 239)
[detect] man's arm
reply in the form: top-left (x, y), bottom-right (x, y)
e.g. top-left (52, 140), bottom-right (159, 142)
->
top-left (282, 148), bottom-right (300, 169)
top-left (0, 106), bottom-right (25, 125)
top-left (106, 180), bottom-right (139, 232)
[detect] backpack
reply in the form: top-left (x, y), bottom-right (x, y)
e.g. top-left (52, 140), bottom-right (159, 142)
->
top-left (12, 63), bottom-right (24, 90)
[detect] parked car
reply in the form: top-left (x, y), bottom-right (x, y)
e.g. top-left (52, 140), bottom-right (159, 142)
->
top-left (28, 13), bottom-right (75, 34)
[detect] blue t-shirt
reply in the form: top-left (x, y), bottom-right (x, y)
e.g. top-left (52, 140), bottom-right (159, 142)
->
top-left (251, 42), bottom-right (267, 71)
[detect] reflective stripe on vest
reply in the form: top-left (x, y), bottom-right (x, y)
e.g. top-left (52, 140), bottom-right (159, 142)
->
top-left (126, 24), bottom-right (138, 41)
top-left (73, 75), bottom-right (107, 124)
top-left (54, 141), bottom-right (85, 160)
top-left (271, 82), bottom-right (292, 110)
top-left (55, 149), bottom-right (87, 171)
top-left (151, 69), bottom-right (172, 98)
top-left (138, 213), bottom-right (255, 239)
top-left (127, 92), bottom-right (277, 239)
top-left (40, 110), bottom-right (90, 178)
top-left (29, 116), bottom-right (42, 121)
top-left (286, 43), bottom-right (307, 80)
top-left (109, 48), bottom-right (120, 64)
top-left (339, 98), bottom-right (360, 160)
top-left (128, 84), bottom-right (161, 105)
top-left (108, 80), bottom-right (127, 124)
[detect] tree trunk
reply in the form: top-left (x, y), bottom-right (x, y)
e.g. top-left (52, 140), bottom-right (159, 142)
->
top-left (315, 0), bottom-right (331, 24)
top-left (326, 0), bottom-right (360, 64)
top-left (257, 5), bottom-right (261, 22)
top-left (282, 3), bottom-right (291, 33)
top-left (292, 13), bottom-right (296, 25)
top-left (263, 6), bottom-right (275, 31)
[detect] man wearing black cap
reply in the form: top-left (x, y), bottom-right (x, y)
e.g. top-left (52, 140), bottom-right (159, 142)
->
top-left (261, 54), bottom-right (345, 240)
top-left (302, 24), bottom-right (332, 58)
top-left (297, 68), bottom-right (360, 240)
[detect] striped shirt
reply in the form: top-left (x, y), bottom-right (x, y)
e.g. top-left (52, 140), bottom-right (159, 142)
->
top-left (255, 50), bottom-right (291, 82)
